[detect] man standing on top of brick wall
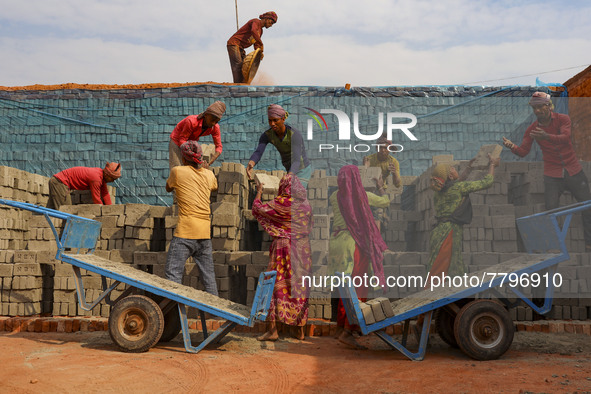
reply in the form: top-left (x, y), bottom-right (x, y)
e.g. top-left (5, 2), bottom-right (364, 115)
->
top-left (165, 141), bottom-right (218, 295)
top-left (503, 91), bottom-right (591, 251)
top-left (47, 162), bottom-right (121, 210)
top-left (169, 101), bottom-right (226, 171)
top-left (227, 11), bottom-right (277, 83)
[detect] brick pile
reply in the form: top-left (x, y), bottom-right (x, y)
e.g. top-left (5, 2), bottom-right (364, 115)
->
top-left (1, 158), bottom-right (590, 325)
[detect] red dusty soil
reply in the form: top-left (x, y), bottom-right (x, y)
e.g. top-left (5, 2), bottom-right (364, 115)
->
top-left (1, 329), bottom-right (590, 393)
top-left (0, 82), bottom-right (237, 91)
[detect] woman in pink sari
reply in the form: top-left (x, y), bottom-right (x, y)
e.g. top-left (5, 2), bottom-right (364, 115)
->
top-left (252, 173), bottom-right (313, 341)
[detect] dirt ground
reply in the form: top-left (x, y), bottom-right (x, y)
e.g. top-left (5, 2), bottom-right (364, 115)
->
top-left (1, 329), bottom-right (590, 393)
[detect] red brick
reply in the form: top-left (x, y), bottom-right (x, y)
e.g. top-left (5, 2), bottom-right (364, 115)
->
top-left (583, 324), bottom-right (591, 336)
top-left (574, 324), bottom-right (583, 334)
top-left (516, 323), bottom-right (526, 332)
top-left (49, 320), bottom-right (58, 332)
top-left (306, 324), bottom-right (314, 337)
top-left (56, 320), bottom-right (65, 332)
top-left (321, 324), bottom-right (330, 337)
top-left (41, 321), bottom-right (50, 333)
top-left (564, 323), bottom-right (574, 334)
top-left (541, 323), bottom-right (550, 333)
top-left (34, 319), bottom-right (43, 332)
top-left (0, 318), bottom-right (4, 331)
top-left (313, 324), bottom-right (322, 336)
top-left (80, 320), bottom-right (89, 332)
top-left (385, 325), bottom-right (394, 336)
top-left (72, 319), bottom-right (80, 332)
top-left (329, 324), bottom-right (337, 337)
top-left (525, 324), bottom-right (534, 332)
top-left (65, 320), bottom-right (73, 333)
top-left (27, 319), bottom-right (36, 332)
top-left (532, 323), bottom-right (542, 332)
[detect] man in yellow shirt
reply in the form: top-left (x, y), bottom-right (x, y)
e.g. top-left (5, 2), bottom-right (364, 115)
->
top-left (165, 141), bottom-right (219, 295)
top-left (363, 134), bottom-right (402, 189)
top-left (363, 134), bottom-right (401, 231)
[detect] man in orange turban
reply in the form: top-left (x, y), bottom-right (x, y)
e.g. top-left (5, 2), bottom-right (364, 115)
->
top-left (47, 162), bottom-right (121, 210)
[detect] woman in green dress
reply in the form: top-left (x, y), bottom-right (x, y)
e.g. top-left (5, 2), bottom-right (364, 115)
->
top-left (415, 154), bottom-right (500, 335)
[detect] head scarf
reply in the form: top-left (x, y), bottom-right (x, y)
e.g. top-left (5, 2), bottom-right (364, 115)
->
top-left (252, 173), bottom-right (311, 239)
top-left (337, 165), bottom-right (387, 285)
top-left (259, 11), bottom-right (278, 23)
top-left (267, 104), bottom-right (287, 119)
top-left (103, 162), bottom-right (122, 179)
top-left (198, 101), bottom-right (226, 120)
top-left (430, 163), bottom-right (451, 192)
top-left (180, 141), bottom-right (203, 164)
top-left (529, 91), bottom-right (551, 106)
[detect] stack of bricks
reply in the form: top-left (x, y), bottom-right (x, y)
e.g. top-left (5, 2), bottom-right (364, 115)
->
top-left (0, 204), bottom-right (30, 251)
top-left (250, 169), bottom-right (286, 251)
top-left (0, 166), bottom-right (48, 205)
top-left (211, 162), bottom-right (250, 251)
top-left (123, 204), bottom-right (169, 253)
top-left (133, 251), bottom-right (167, 278)
top-left (211, 201), bottom-right (242, 252)
top-left (216, 162), bottom-right (249, 208)
top-left (2, 160), bottom-right (591, 323)
top-left (0, 251), bottom-right (53, 316)
top-left (70, 186), bottom-right (116, 205)
top-left (382, 172), bottom-right (415, 252)
top-left (308, 170), bottom-right (329, 216)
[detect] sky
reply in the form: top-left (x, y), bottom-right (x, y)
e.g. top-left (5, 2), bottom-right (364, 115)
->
top-left (1, 0), bottom-right (590, 88)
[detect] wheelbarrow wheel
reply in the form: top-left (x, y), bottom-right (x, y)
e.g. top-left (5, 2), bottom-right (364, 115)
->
top-left (159, 302), bottom-right (182, 343)
top-left (435, 307), bottom-right (458, 348)
top-left (109, 295), bottom-right (164, 353)
top-left (453, 299), bottom-right (514, 361)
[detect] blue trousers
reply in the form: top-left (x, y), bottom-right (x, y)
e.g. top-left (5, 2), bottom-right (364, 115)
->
top-left (165, 236), bottom-right (218, 296)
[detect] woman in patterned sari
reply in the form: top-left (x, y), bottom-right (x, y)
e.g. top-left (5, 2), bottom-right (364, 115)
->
top-left (252, 173), bottom-right (312, 341)
top-left (414, 154), bottom-right (500, 336)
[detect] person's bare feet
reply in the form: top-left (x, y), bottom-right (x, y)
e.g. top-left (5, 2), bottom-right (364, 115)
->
top-left (257, 331), bottom-right (278, 341)
top-left (337, 330), bottom-right (367, 350)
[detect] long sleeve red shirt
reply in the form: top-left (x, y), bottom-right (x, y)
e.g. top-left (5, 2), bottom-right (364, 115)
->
top-left (54, 167), bottom-right (112, 205)
top-left (511, 112), bottom-right (582, 178)
top-left (227, 18), bottom-right (264, 50)
top-left (169, 115), bottom-right (223, 153)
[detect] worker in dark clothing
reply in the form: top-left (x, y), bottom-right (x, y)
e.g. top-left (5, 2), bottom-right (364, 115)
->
top-left (227, 11), bottom-right (277, 83)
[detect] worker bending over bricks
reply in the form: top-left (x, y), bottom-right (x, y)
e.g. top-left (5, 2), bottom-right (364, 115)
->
top-left (47, 162), bottom-right (121, 210)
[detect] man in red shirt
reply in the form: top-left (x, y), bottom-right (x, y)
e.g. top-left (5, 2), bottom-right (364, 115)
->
top-left (47, 162), bottom-right (121, 210)
top-left (503, 91), bottom-right (591, 251)
top-left (169, 101), bottom-right (226, 171)
top-left (227, 11), bottom-right (277, 83)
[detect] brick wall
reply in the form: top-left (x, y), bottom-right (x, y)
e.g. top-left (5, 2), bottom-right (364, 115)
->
top-left (0, 84), bottom-right (552, 205)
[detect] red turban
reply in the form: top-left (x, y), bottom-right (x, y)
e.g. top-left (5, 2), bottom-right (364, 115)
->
top-left (103, 162), bottom-right (121, 179)
top-left (180, 141), bottom-right (203, 164)
top-left (259, 11), bottom-right (277, 23)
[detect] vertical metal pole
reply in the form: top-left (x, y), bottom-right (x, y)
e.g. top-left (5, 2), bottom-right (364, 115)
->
top-left (235, 0), bottom-right (239, 30)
